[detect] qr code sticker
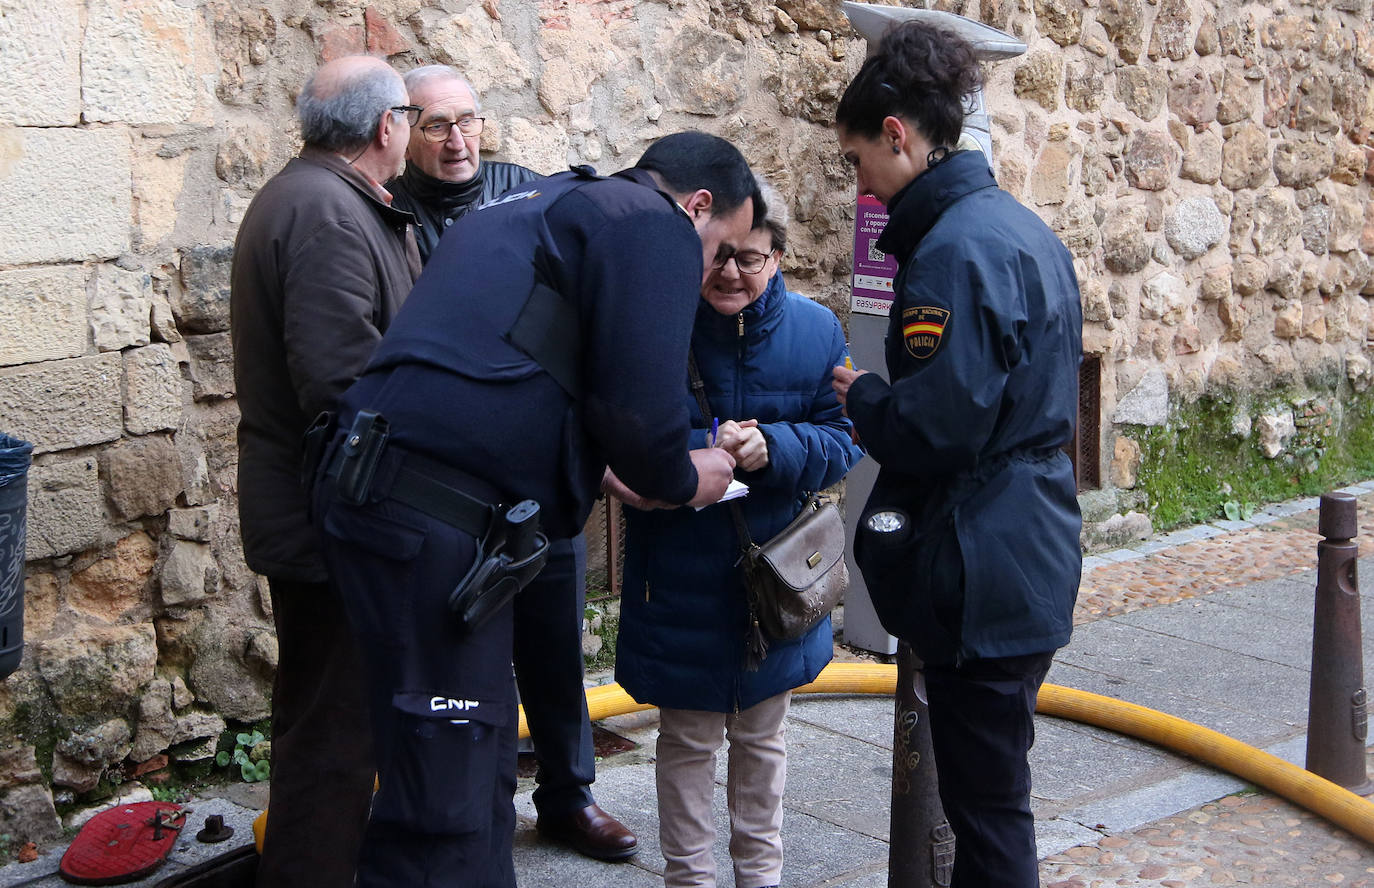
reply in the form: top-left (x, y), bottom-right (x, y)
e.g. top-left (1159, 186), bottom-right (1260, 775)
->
top-left (867, 242), bottom-right (886, 263)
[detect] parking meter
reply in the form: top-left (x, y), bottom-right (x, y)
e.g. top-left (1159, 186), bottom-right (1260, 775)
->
top-left (839, 1), bottom-right (1026, 656)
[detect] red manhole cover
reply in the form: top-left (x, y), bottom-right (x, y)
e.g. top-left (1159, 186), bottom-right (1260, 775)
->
top-left (59, 801), bottom-right (185, 885)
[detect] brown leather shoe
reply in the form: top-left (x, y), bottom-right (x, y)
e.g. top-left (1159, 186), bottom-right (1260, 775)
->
top-left (536, 804), bottom-right (638, 861)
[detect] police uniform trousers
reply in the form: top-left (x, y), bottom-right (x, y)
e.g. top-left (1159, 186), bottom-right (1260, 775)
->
top-left (316, 485), bottom-right (518, 888)
top-left (924, 651), bottom-right (1054, 888)
top-left (513, 534), bottom-right (597, 818)
top-left (255, 576), bottom-right (375, 888)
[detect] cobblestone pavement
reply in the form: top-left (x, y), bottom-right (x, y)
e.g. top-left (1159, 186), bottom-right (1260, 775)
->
top-left (1040, 773), bottom-right (1374, 886)
top-left (1042, 486), bottom-right (1374, 885)
top-left (1075, 492), bottom-right (1374, 625)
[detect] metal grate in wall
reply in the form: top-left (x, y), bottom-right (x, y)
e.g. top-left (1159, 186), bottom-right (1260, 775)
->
top-left (1073, 354), bottom-right (1102, 491)
top-left (584, 496), bottom-right (625, 604)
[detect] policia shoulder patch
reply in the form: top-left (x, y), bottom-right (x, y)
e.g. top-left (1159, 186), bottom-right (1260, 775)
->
top-left (901, 306), bottom-right (950, 359)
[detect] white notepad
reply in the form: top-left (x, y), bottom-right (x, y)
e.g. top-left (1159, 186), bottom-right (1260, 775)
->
top-left (696, 479), bottom-right (749, 510)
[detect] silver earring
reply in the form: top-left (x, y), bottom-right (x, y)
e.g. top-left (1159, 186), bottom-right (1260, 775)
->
top-left (892, 144), bottom-right (900, 154)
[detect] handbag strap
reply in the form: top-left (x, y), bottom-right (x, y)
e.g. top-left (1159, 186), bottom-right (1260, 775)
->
top-left (686, 351), bottom-right (756, 550)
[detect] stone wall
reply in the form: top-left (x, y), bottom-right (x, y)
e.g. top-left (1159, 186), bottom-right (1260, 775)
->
top-left (1, 0), bottom-right (1372, 844)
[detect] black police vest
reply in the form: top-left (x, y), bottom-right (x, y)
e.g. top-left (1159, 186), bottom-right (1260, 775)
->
top-left (365, 166), bottom-right (613, 399)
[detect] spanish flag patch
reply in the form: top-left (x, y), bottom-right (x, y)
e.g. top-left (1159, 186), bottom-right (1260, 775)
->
top-left (902, 306), bottom-right (950, 359)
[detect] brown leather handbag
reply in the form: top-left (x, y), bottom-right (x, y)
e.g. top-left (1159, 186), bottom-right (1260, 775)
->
top-left (732, 495), bottom-right (848, 645)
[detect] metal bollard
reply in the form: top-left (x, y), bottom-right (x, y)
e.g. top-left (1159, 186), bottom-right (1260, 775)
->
top-left (889, 642), bottom-right (954, 887)
top-left (1305, 491), bottom-right (1374, 794)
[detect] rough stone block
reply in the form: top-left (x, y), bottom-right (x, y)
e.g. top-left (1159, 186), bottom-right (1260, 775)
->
top-left (0, 0), bottom-right (81, 125)
top-left (102, 434), bottom-right (184, 520)
top-left (1180, 129), bottom-right (1222, 184)
top-left (91, 264), bottom-right (152, 353)
top-left (1034, 0), bottom-right (1083, 46)
top-left (52, 751), bottom-right (103, 793)
top-left (1221, 123), bottom-right (1271, 190)
top-left (122, 344), bottom-right (184, 436)
top-left (160, 539), bottom-right (217, 606)
top-left (1168, 70), bottom-right (1217, 129)
top-left (0, 354), bottom-right (122, 455)
top-left (175, 246), bottom-right (233, 334)
top-left (1331, 199), bottom-right (1364, 254)
top-left (1030, 142), bottom-right (1074, 206)
top-left (1141, 271), bottom-right (1188, 324)
top-left (188, 612), bottom-right (272, 722)
top-left (1273, 139), bottom-right (1333, 189)
top-left (1113, 368), bottom-right (1169, 426)
top-left (54, 717), bottom-right (132, 777)
top-left (1124, 130), bottom-right (1177, 190)
top-left (1013, 51), bottom-right (1062, 112)
top-left (184, 333), bottom-right (235, 401)
top-left (1102, 205), bottom-right (1151, 274)
top-left (1116, 66), bottom-right (1167, 120)
top-left (0, 784), bottom-right (62, 843)
top-left (81, 0), bottom-right (215, 125)
top-left (0, 127), bottom-right (131, 265)
top-left (167, 505), bottom-right (217, 541)
top-left (1111, 436), bottom-right (1142, 488)
top-left (1148, 0), bottom-right (1193, 61)
top-left (0, 266), bottom-right (88, 367)
top-left (1256, 410), bottom-right (1296, 458)
top-left (1164, 197), bottom-right (1227, 260)
top-left (35, 623), bottom-right (157, 719)
top-left (69, 532), bottom-right (156, 626)
top-left (129, 677), bottom-right (226, 762)
top-left (26, 455), bottom-right (105, 560)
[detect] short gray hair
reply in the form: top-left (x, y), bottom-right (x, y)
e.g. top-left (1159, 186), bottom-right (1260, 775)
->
top-left (403, 65), bottom-right (481, 112)
top-left (755, 178), bottom-right (789, 254)
top-left (297, 63), bottom-right (406, 153)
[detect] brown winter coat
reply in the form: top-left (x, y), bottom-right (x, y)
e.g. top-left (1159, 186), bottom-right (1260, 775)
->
top-left (231, 146), bottom-right (419, 581)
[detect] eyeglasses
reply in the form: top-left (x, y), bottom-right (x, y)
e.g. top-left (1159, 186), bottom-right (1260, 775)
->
top-left (417, 116), bottom-right (486, 142)
top-left (711, 250), bottom-right (771, 275)
top-left (390, 105), bottom-right (423, 126)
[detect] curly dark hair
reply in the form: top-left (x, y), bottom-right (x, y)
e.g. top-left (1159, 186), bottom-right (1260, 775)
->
top-left (835, 20), bottom-right (984, 149)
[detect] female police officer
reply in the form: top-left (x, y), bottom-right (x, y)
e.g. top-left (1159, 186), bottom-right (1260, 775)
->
top-left (829, 20), bottom-right (1083, 888)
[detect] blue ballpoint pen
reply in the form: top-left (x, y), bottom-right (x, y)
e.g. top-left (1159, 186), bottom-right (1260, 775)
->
top-left (710, 417), bottom-right (719, 448)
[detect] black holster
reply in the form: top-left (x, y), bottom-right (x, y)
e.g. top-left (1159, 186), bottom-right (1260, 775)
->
top-left (449, 499), bottom-right (550, 634)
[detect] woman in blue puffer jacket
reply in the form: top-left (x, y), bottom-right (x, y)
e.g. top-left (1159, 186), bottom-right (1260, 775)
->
top-left (613, 182), bottom-right (864, 888)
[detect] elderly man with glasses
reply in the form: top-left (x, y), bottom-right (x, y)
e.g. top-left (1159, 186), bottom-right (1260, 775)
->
top-left (389, 66), bottom-right (542, 261)
top-left (388, 64), bottom-right (639, 863)
top-left (230, 55), bottom-right (421, 888)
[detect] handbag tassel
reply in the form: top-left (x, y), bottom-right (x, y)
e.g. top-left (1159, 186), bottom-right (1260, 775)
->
top-left (744, 589), bottom-right (769, 671)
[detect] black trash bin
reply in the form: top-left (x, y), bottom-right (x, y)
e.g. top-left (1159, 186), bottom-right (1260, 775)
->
top-left (0, 433), bottom-right (33, 681)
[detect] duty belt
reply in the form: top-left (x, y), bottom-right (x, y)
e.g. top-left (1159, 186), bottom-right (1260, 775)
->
top-left (317, 411), bottom-right (500, 540)
top-left (312, 409), bottom-right (549, 633)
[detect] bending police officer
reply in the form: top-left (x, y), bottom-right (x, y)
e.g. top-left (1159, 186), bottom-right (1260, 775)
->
top-left (311, 132), bottom-right (762, 887)
top-left (388, 65), bottom-right (635, 859)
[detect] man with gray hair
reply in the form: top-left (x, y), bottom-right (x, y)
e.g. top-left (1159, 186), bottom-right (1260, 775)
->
top-left (389, 66), bottom-right (540, 260)
top-left (230, 54), bottom-right (420, 888)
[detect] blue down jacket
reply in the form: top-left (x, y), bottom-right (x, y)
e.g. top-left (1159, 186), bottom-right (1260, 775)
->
top-left (616, 273), bottom-right (864, 712)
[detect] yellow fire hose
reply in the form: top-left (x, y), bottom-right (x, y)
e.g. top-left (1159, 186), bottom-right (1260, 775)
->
top-left (255, 661), bottom-right (1374, 851)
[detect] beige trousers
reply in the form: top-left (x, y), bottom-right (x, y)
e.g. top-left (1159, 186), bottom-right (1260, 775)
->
top-left (655, 692), bottom-right (792, 888)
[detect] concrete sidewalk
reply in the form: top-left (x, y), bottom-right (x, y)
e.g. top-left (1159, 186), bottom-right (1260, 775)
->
top-left (5, 494), bottom-right (1374, 885)
top-left (504, 560), bottom-right (1374, 887)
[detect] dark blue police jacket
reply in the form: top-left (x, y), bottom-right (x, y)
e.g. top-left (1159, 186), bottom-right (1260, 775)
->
top-left (847, 150), bottom-right (1083, 666)
top-left (338, 166), bottom-right (704, 540)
